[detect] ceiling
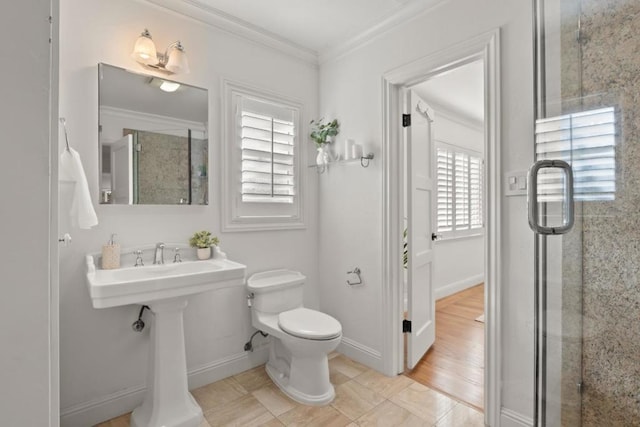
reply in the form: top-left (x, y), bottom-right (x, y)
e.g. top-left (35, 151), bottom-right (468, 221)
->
top-left (151, 0), bottom-right (444, 57)
top-left (413, 60), bottom-right (484, 124)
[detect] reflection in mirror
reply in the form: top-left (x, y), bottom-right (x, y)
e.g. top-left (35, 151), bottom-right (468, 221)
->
top-left (98, 63), bottom-right (208, 205)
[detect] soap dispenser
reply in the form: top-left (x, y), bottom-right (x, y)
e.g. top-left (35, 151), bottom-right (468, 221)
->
top-left (102, 234), bottom-right (121, 270)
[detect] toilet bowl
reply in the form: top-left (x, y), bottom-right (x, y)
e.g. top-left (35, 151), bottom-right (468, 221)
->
top-left (247, 270), bottom-right (342, 405)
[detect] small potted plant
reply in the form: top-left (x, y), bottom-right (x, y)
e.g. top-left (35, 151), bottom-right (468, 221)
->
top-left (310, 118), bottom-right (340, 170)
top-left (189, 230), bottom-right (219, 260)
top-left (310, 118), bottom-right (340, 147)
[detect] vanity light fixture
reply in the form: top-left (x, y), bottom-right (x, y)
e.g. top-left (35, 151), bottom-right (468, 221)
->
top-left (131, 29), bottom-right (190, 74)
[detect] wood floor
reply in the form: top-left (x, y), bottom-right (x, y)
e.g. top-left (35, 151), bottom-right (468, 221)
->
top-left (405, 284), bottom-right (485, 411)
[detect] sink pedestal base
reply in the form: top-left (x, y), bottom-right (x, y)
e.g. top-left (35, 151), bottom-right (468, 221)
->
top-left (131, 298), bottom-right (203, 427)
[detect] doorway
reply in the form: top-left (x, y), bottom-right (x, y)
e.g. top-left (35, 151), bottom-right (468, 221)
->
top-left (402, 60), bottom-right (487, 411)
top-left (380, 29), bottom-right (501, 426)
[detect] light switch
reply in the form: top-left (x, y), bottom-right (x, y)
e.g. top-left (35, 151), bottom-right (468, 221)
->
top-left (505, 170), bottom-right (528, 196)
top-left (517, 175), bottom-right (527, 190)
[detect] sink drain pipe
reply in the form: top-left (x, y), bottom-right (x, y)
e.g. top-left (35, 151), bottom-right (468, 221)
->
top-left (132, 305), bottom-right (149, 332)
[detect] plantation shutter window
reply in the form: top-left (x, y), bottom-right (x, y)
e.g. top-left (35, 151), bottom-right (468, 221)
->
top-left (455, 152), bottom-right (470, 230)
top-left (535, 106), bottom-right (616, 202)
top-left (436, 143), bottom-right (483, 237)
top-left (436, 148), bottom-right (454, 232)
top-left (240, 101), bottom-right (296, 204)
top-left (222, 80), bottom-right (304, 231)
top-left (469, 156), bottom-right (483, 229)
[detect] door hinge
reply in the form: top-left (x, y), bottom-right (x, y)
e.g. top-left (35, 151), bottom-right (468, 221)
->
top-left (577, 381), bottom-right (583, 394)
top-left (402, 319), bottom-right (412, 333)
top-left (136, 143), bottom-right (142, 152)
top-left (402, 114), bottom-right (411, 127)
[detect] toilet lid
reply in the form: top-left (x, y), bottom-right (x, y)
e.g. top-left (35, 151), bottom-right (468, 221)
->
top-left (278, 308), bottom-right (342, 340)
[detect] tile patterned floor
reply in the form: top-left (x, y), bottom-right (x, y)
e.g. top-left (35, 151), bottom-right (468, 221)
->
top-left (96, 353), bottom-right (484, 427)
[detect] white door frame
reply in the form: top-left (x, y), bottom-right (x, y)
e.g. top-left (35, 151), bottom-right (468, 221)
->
top-left (381, 28), bottom-right (502, 426)
top-left (50, 0), bottom-right (60, 425)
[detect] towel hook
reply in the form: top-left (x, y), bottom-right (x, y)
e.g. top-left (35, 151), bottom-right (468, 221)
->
top-left (59, 117), bottom-right (71, 152)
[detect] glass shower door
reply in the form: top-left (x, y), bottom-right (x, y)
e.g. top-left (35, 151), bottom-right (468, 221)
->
top-left (533, 1), bottom-right (639, 426)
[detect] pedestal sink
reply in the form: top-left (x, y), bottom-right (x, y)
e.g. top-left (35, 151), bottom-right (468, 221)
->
top-left (86, 251), bottom-right (246, 427)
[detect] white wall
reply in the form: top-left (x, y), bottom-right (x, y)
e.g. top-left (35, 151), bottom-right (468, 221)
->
top-left (434, 236), bottom-right (484, 299)
top-left (434, 109), bottom-right (484, 154)
top-left (58, 0), bottom-right (318, 425)
top-left (432, 111), bottom-right (485, 299)
top-left (0, 0), bottom-right (57, 426)
top-left (318, 0), bottom-right (536, 422)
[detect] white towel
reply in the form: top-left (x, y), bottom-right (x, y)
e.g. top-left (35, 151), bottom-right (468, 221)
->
top-left (59, 148), bottom-right (98, 229)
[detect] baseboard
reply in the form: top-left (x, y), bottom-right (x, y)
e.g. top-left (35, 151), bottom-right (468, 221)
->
top-left (337, 336), bottom-right (383, 372)
top-left (500, 408), bottom-right (533, 427)
top-left (435, 274), bottom-right (484, 300)
top-left (60, 346), bottom-right (269, 427)
top-left (60, 383), bottom-right (146, 427)
top-left (187, 344), bottom-right (269, 390)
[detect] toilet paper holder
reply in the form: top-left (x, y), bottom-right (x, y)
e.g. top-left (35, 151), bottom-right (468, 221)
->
top-left (346, 267), bottom-right (362, 286)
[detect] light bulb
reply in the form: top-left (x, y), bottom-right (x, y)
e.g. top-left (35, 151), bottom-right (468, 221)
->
top-left (165, 43), bottom-right (190, 74)
top-left (159, 81), bottom-right (181, 92)
top-left (131, 29), bottom-right (157, 65)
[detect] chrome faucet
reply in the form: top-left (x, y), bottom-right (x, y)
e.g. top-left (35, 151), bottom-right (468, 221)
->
top-left (153, 242), bottom-right (165, 264)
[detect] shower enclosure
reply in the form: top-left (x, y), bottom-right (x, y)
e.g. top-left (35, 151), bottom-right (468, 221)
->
top-left (532, 0), bottom-right (640, 425)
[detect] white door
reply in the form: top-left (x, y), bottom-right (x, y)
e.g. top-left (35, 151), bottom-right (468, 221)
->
top-left (110, 134), bottom-right (134, 204)
top-left (405, 90), bottom-right (436, 370)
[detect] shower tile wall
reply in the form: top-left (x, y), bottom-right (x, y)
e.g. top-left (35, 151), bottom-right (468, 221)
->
top-left (559, 207), bottom-right (583, 426)
top-left (562, 0), bottom-right (640, 424)
top-left (137, 131), bottom-right (189, 204)
top-left (558, 2), bottom-right (584, 425)
top-left (124, 129), bottom-right (207, 205)
top-left (191, 138), bottom-right (208, 205)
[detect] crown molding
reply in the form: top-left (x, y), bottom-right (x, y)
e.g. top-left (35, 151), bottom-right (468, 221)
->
top-left (144, 0), bottom-right (449, 69)
top-left (318, 0), bottom-right (448, 64)
top-left (143, 0), bottom-right (319, 67)
top-left (423, 98), bottom-right (484, 130)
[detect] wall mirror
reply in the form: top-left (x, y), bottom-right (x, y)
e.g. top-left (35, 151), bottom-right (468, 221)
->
top-left (98, 63), bottom-right (208, 205)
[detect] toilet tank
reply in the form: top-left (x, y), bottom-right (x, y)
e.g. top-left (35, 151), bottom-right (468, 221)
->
top-left (247, 270), bottom-right (305, 313)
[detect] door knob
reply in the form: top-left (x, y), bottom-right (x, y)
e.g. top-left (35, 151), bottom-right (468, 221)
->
top-left (58, 233), bottom-right (72, 246)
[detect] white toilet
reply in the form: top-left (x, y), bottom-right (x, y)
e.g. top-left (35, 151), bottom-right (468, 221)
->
top-left (247, 270), bottom-right (342, 405)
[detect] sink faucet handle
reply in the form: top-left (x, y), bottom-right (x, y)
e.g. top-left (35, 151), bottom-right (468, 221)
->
top-left (173, 247), bottom-right (182, 263)
top-left (156, 242), bottom-right (165, 248)
top-left (134, 250), bottom-right (144, 267)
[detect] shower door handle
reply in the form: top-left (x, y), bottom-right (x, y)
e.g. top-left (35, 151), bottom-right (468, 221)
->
top-left (527, 159), bottom-right (575, 235)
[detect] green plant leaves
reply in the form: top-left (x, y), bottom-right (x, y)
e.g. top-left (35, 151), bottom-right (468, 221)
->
top-left (189, 230), bottom-right (219, 249)
top-left (309, 118), bottom-right (340, 147)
